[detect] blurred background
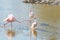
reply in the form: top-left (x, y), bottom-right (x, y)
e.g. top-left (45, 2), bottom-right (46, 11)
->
top-left (0, 0), bottom-right (60, 40)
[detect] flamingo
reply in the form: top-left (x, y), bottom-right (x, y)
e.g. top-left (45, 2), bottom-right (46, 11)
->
top-left (30, 21), bottom-right (37, 40)
top-left (29, 9), bottom-right (36, 19)
top-left (31, 20), bottom-right (37, 28)
top-left (4, 14), bottom-right (16, 22)
top-left (4, 14), bottom-right (21, 29)
top-left (3, 14), bottom-right (22, 40)
top-left (3, 14), bottom-right (15, 40)
top-left (29, 9), bottom-right (37, 40)
top-left (29, 11), bottom-right (34, 18)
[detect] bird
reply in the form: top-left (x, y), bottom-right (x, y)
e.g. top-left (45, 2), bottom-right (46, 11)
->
top-left (30, 20), bottom-right (37, 40)
top-left (4, 14), bottom-right (16, 22)
top-left (29, 9), bottom-right (37, 40)
top-left (31, 20), bottom-right (37, 28)
top-left (29, 9), bottom-right (36, 19)
top-left (3, 14), bottom-right (17, 30)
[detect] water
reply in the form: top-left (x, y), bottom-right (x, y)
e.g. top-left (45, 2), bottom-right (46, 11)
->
top-left (0, 0), bottom-right (60, 40)
top-left (33, 4), bottom-right (60, 40)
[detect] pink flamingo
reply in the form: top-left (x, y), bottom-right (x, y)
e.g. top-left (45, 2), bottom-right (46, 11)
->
top-left (3, 14), bottom-right (15, 40)
top-left (4, 14), bottom-right (16, 22)
top-left (3, 14), bottom-right (21, 31)
top-left (3, 14), bottom-right (22, 40)
top-left (4, 14), bottom-right (15, 30)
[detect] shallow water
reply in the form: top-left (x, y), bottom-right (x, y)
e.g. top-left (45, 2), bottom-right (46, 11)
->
top-left (0, 0), bottom-right (60, 40)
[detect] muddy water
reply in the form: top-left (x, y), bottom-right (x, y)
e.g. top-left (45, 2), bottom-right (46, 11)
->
top-left (32, 4), bottom-right (60, 40)
top-left (0, 0), bottom-right (60, 40)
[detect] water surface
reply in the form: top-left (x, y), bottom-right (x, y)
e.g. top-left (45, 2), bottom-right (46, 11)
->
top-left (0, 0), bottom-right (60, 40)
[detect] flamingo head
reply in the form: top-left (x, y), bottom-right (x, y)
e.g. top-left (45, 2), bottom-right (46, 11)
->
top-left (29, 9), bottom-right (37, 19)
top-left (29, 11), bottom-right (34, 18)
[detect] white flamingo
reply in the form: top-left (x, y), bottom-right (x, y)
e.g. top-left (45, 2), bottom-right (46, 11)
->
top-left (29, 9), bottom-right (36, 19)
top-left (31, 20), bottom-right (37, 28)
top-left (4, 14), bottom-right (15, 40)
top-left (29, 9), bottom-right (37, 40)
top-left (30, 20), bottom-right (37, 40)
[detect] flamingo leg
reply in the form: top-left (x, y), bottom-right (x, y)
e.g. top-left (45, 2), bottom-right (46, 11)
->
top-left (11, 22), bottom-right (12, 30)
